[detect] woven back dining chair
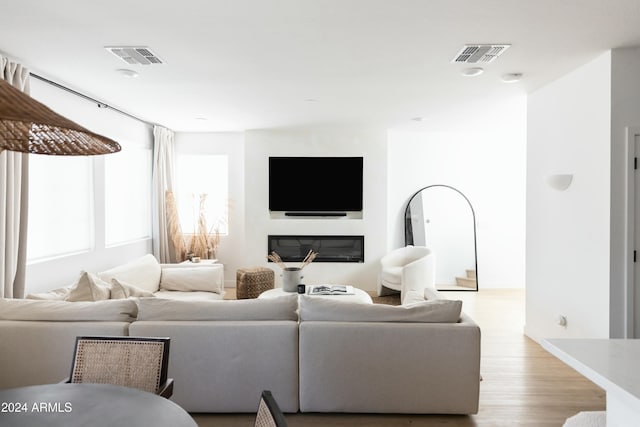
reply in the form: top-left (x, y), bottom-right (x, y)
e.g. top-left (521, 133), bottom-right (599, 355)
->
top-left (254, 390), bottom-right (288, 427)
top-left (64, 336), bottom-right (173, 398)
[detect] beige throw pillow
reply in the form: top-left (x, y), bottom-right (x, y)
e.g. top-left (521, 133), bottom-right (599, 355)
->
top-left (64, 271), bottom-right (111, 302)
top-left (110, 278), bottom-right (156, 299)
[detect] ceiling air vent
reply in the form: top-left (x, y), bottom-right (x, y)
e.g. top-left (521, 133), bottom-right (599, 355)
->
top-left (451, 44), bottom-right (510, 64)
top-left (105, 46), bottom-right (164, 65)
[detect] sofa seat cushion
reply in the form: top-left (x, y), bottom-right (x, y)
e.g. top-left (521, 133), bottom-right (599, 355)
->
top-left (27, 277), bottom-right (156, 302)
top-left (380, 266), bottom-right (402, 285)
top-left (153, 290), bottom-right (224, 301)
top-left (27, 271), bottom-right (113, 302)
top-left (299, 295), bottom-right (462, 323)
top-left (0, 299), bottom-right (138, 322)
top-left (136, 296), bottom-right (298, 321)
top-left (97, 254), bottom-right (162, 293)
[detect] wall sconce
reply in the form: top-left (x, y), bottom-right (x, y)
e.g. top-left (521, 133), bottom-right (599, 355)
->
top-left (546, 174), bottom-right (573, 191)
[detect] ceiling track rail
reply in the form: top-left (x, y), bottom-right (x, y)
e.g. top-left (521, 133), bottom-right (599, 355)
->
top-left (29, 73), bottom-right (153, 126)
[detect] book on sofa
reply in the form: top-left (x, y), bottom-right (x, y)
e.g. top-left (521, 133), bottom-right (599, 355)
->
top-left (308, 285), bottom-right (355, 295)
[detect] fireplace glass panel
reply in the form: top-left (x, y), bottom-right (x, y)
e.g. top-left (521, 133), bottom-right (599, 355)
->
top-left (267, 235), bottom-right (364, 263)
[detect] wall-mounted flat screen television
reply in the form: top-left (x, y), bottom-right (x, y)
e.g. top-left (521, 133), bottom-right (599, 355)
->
top-left (269, 156), bottom-right (363, 215)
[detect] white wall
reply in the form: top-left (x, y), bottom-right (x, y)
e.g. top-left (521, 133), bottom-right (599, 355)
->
top-left (525, 52), bottom-right (612, 341)
top-left (244, 127), bottom-right (387, 290)
top-left (387, 96), bottom-right (527, 289)
top-left (173, 132), bottom-right (245, 287)
top-left (25, 78), bottom-right (153, 294)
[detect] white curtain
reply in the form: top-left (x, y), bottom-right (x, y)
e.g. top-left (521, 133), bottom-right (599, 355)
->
top-left (152, 125), bottom-right (176, 263)
top-left (0, 56), bottom-right (30, 298)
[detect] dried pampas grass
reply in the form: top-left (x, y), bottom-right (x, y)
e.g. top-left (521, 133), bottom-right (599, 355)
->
top-left (187, 194), bottom-right (221, 259)
top-left (166, 191), bottom-right (223, 262)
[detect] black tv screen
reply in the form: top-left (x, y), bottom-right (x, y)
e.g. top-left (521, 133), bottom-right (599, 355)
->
top-left (269, 157), bottom-right (363, 213)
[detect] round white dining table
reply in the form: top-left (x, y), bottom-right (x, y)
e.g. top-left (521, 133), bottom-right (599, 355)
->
top-left (0, 383), bottom-right (197, 427)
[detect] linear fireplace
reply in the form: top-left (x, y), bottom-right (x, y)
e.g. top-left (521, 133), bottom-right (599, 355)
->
top-left (267, 235), bottom-right (364, 263)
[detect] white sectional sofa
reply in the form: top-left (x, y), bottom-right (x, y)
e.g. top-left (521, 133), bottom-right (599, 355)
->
top-left (298, 296), bottom-right (480, 414)
top-left (0, 257), bottom-right (481, 415)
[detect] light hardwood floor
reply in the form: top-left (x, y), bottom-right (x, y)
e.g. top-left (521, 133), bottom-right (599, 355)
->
top-left (192, 289), bottom-right (605, 426)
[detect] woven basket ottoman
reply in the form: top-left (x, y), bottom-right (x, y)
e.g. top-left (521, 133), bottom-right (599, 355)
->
top-left (236, 267), bottom-right (275, 299)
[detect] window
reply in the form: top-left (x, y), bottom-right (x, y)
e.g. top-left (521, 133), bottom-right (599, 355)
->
top-left (27, 156), bottom-right (94, 262)
top-left (105, 145), bottom-right (152, 246)
top-left (176, 154), bottom-right (228, 235)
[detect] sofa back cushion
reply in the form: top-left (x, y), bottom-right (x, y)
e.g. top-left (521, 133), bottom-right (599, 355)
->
top-left (299, 295), bottom-right (462, 323)
top-left (98, 254), bottom-right (161, 293)
top-left (159, 265), bottom-right (224, 294)
top-left (0, 299), bottom-right (138, 322)
top-left (136, 296), bottom-right (298, 321)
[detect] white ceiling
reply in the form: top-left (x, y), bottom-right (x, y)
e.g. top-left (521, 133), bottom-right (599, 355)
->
top-left (1, 0), bottom-right (640, 133)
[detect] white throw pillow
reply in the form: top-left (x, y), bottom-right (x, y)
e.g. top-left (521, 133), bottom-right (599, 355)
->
top-left (0, 299), bottom-right (138, 322)
top-left (159, 266), bottom-right (224, 294)
top-left (64, 271), bottom-right (111, 302)
top-left (136, 296), bottom-right (298, 321)
top-left (97, 254), bottom-right (162, 293)
top-left (299, 295), bottom-right (462, 323)
top-left (110, 278), bottom-right (156, 299)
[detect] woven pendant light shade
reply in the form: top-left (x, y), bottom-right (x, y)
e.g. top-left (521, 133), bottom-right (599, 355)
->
top-left (0, 79), bottom-right (121, 155)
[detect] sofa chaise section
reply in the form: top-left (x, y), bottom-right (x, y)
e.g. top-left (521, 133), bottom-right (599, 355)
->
top-left (0, 299), bottom-right (137, 389)
top-left (297, 295), bottom-right (481, 414)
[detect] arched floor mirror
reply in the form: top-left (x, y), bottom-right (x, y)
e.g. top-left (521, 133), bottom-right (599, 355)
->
top-left (404, 185), bottom-right (478, 291)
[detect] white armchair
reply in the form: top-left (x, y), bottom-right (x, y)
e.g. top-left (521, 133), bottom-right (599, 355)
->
top-left (378, 246), bottom-right (435, 304)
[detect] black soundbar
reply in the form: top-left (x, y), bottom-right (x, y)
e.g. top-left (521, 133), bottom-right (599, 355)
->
top-left (284, 212), bottom-right (347, 217)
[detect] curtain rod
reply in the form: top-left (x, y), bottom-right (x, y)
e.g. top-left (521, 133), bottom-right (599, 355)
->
top-left (30, 73), bottom-right (154, 126)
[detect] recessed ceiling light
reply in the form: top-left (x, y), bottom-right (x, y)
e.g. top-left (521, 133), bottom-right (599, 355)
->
top-left (116, 69), bottom-right (139, 78)
top-left (461, 67), bottom-right (484, 77)
top-left (501, 73), bottom-right (523, 83)
top-left (195, 117), bottom-right (208, 121)
top-left (304, 98), bottom-right (318, 102)
top-left (411, 117), bottom-right (424, 122)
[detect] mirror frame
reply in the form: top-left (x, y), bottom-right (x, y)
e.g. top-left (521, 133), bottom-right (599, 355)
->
top-left (404, 184), bottom-right (479, 291)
